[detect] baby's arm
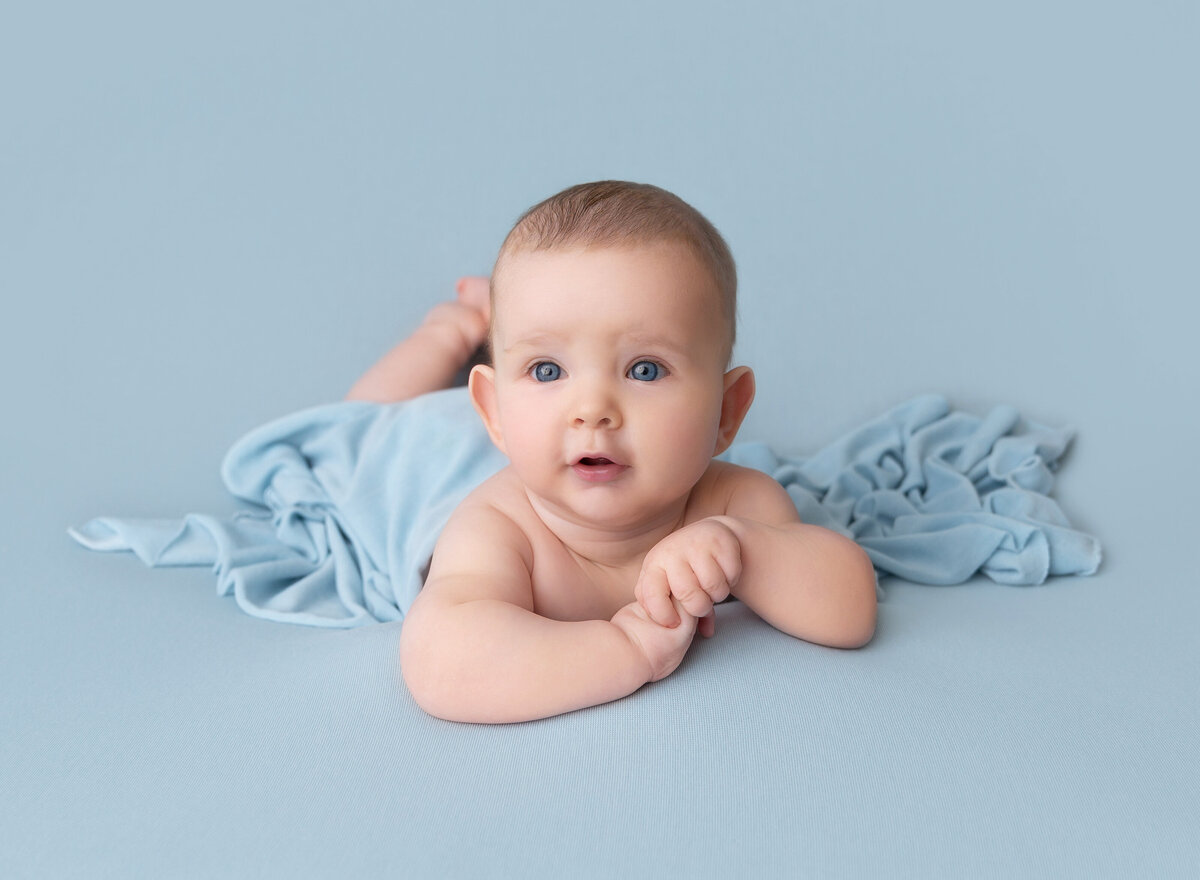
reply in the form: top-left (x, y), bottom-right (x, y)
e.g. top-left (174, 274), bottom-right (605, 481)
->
top-left (636, 466), bottom-right (877, 649)
top-left (719, 467), bottom-right (877, 647)
top-left (400, 502), bottom-right (697, 723)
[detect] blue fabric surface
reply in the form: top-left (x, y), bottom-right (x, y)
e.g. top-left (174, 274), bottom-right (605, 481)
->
top-left (69, 388), bottom-right (1100, 627)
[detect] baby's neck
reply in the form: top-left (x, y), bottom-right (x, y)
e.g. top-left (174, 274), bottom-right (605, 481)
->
top-left (524, 490), bottom-right (687, 571)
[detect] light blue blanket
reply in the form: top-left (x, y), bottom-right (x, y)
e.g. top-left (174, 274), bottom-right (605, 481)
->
top-left (69, 389), bottom-right (1101, 627)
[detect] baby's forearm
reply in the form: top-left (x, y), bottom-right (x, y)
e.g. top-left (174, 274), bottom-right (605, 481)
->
top-left (720, 518), bottom-right (877, 648)
top-left (400, 599), bottom-right (652, 723)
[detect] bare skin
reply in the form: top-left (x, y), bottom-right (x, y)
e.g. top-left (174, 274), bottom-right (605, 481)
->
top-left (345, 277), bottom-right (492, 403)
top-left (361, 254), bottom-right (877, 724)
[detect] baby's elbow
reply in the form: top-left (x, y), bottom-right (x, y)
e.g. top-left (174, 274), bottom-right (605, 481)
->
top-left (398, 625), bottom-right (435, 714)
top-left (833, 606), bottom-right (876, 650)
top-left (829, 541), bottom-right (878, 649)
top-left (398, 613), bottom-right (461, 721)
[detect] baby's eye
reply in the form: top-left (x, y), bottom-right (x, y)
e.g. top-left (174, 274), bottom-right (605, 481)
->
top-left (532, 362), bottom-right (562, 382)
top-left (628, 360), bottom-right (664, 382)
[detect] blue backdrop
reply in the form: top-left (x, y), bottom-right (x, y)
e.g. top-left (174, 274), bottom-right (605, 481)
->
top-left (3, 2), bottom-right (1197, 877)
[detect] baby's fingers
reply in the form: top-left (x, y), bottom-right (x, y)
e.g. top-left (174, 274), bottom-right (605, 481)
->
top-left (635, 567), bottom-right (680, 628)
top-left (691, 554), bottom-right (733, 604)
top-left (665, 560), bottom-right (715, 620)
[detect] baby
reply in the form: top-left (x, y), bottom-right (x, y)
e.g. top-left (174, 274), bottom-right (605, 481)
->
top-left (351, 181), bottom-right (877, 723)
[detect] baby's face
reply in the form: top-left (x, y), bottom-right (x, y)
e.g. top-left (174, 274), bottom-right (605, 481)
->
top-left (476, 242), bottom-right (737, 533)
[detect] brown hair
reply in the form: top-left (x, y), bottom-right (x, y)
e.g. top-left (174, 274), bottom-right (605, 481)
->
top-left (492, 180), bottom-right (737, 360)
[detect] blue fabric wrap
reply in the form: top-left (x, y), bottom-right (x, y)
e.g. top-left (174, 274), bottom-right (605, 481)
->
top-left (69, 388), bottom-right (1101, 627)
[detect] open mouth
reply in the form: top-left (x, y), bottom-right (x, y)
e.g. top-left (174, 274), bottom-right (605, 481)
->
top-left (572, 456), bottom-right (627, 483)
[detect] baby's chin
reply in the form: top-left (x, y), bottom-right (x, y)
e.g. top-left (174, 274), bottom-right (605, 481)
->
top-left (530, 486), bottom-right (687, 536)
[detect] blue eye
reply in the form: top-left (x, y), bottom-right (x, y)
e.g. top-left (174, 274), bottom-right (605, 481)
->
top-left (533, 362), bottom-right (561, 382)
top-left (629, 361), bottom-right (663, 382)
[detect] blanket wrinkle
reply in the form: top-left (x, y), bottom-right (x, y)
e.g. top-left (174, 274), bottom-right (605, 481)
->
top-left (69, 388), bottom-right (1102, 628)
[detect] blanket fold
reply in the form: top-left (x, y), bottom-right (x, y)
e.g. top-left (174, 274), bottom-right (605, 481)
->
top-left (70, 389), bottom-right (1101, 627)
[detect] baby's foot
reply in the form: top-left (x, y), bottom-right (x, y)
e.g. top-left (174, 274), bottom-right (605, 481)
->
top-left (345, 277), bottom-right (493, 402)
top-left (418, 278), bottom-right (490, 365)
top-left (455, 276), bottom-right (491, 326)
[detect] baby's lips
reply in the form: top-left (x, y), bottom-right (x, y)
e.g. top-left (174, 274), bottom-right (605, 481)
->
top-left (570, 455), bottom-right (630, 483)
top-left (573, 452), bottom-right (626, 467)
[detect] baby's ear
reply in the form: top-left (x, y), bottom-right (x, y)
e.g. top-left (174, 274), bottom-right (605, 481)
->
top-left (714, 366), bottom-right (756, 455)
top-left (468, 364), bottom-right (507, 454)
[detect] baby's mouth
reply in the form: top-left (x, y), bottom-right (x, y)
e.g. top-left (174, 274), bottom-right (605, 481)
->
top-left (572, 456), bottom-right (628, 483)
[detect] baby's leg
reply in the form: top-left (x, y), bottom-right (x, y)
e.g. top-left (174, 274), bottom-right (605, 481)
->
top-left (345, 277), bottom-right (490, 403)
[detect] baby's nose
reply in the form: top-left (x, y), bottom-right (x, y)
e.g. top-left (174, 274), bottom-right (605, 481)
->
top-left (571, 386), bottom-right (621, 429)
top-left (573, 411), bottom-right (616, 429)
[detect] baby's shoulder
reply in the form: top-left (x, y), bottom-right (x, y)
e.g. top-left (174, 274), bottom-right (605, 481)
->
top-left (442, 467), bottom-right (536, 549)
top-left (687, 460), bottom-right (799, 523)
top-left (430, 467), bottom-right (604, 613)
top-left (423, 468), bottom-right (539, 604)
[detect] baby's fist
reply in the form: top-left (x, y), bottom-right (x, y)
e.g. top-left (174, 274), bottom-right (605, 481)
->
top-left (635, 517), bottom-right (742, 629)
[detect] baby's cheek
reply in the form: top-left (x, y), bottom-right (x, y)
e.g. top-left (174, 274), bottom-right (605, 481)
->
top-left (498, 408), bottom-right (550, 466)
top-left (660, 416), bottom-right (720, 472)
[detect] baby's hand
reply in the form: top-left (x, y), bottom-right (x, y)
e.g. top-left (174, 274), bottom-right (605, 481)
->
top-left (635, 517), bottom-right (742, 633)
top-left (610, 598), bottom-right (698, 683)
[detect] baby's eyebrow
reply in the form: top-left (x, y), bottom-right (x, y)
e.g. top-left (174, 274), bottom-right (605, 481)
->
top-left (502, 332), bottom-right (574, 356)
top-left (624, 333), bottom-right (690, 357)
top-left (502, 331), bottom-right (692, 358)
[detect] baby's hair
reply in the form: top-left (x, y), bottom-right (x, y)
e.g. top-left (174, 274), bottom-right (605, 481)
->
top-left (492, 180), bottom-right (737, 361)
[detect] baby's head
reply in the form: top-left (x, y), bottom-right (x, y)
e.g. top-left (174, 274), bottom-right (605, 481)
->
top-left (490, 180), bottom-right (738, 367)
top-left (470, 181), bottom-right (755, 531)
